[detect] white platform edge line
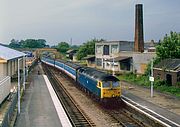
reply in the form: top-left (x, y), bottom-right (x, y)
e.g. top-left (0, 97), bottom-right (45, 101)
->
top-left (122, 95), bottom-right (180, 127)
top-left (43, 75), bottom-right (72, 127)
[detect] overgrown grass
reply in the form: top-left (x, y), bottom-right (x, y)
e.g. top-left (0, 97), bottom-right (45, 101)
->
top-left (118, 73), bottom-right (180, 98)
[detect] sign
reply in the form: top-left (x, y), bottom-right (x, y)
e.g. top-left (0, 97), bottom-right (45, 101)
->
top-left (149, 76), bottom-right (154, 82)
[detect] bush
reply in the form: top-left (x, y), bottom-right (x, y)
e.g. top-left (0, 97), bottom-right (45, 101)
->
top-left (118, 73), bottom-right (180, 98)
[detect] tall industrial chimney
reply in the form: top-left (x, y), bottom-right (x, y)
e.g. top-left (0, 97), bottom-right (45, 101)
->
top-left (134, 4), bottom-right (144, 52)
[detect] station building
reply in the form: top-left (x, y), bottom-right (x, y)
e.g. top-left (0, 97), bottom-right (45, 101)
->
top-left (0, 45), bottom-right (25, 104)
top-left (95, 41), bottom-right (156, 74)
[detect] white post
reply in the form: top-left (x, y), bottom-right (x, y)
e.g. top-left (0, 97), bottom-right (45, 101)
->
top-left (18, 58), bottom-right (21, 114)
top-left (102, 55), bottom-right (104, 69)
top-left (150, 59), bottom-right (154, 98)
top-left (112, 57), bottom-right (115, 76)
top-left (23, 56), bottom-right (26, 90)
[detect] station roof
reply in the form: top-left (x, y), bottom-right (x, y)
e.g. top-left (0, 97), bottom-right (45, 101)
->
top-left (0, 45), bottom-right (25, 61)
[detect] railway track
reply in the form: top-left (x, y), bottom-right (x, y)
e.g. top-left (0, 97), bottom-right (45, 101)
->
top-left (44, 64), bottom-right (145, 127)
top-left (42, 64), bottom-right (96, 127)
top-left (102, 100), bottom-right (145, 127)
top-left (43, 63), bottom-right (180, 127)
top-left (122, 96), bottom-right (180, 127)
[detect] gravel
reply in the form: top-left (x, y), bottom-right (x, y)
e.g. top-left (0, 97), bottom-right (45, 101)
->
top-left (54, 71), bottom-right (121, 127)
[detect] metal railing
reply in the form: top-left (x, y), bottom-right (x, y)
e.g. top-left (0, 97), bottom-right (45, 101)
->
top-left (0, 76), bottom-right (11, 104)
top-left (1, 92), bottom-right (18, 127)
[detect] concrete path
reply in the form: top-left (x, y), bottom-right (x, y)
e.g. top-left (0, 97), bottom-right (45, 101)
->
top-left (15, 65), bottom-right (62, 127)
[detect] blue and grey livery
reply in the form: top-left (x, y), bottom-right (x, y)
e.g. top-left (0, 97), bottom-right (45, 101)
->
top-left (41, 57), bottom-right (121, 101)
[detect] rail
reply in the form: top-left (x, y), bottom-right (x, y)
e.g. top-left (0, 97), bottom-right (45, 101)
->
top-left (122, 95), bottom-right (180, 127)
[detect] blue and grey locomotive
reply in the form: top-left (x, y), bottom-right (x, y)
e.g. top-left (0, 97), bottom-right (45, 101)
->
top-left (41, 57), bottom-right (121, 101)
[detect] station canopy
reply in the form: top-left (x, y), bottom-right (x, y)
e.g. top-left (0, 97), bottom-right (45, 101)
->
top-left (0, 45), bottom-right (25, 61)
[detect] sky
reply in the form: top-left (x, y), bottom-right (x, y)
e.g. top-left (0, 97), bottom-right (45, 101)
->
top-left (0, 0), bottom-right (180, 45)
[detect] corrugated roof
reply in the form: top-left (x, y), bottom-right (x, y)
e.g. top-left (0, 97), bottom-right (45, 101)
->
top-left (107, 56), bottom-right (132, 62)
top-left (154, 59), bottom-right (180, 71)
top-left (0, 45), bottom-right (25, 60)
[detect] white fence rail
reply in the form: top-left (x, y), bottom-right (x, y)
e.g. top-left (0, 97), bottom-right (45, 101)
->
top-left (0, 76), bottom-right (11, 104)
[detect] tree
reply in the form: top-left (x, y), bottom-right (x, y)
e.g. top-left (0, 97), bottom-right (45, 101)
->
top-left (57, 42), bottom-right (70, 53)
top-left (156, 31), bottom-right (180, 60)
top-left (76, 39), bottom-right (103, 60)
top-left (22, 39), bottom-right (46, 48)
top-left (144, 32), bottom-right (180, 75)
top-left (9, 38), bottom-right (47, 48)
top-left (70, 45), bottom-right (79, 50)
top-left (9, 39), bottom-right (20, 48)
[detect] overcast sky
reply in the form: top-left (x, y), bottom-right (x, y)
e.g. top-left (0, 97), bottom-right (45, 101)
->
top-left (0, 0), bottom-right (180, 45)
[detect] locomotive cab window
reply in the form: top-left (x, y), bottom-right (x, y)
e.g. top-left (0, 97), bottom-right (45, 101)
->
top-left (112, 81), bottom-right (119, 87)
top-left (102, 81), bottom-right (111, 88)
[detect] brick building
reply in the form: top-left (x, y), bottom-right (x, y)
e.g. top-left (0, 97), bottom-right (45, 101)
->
top-left (153, 59), bottom-right (180, 86)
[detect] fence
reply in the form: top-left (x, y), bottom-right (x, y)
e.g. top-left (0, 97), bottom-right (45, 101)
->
top-left (0, 76), bottom-right (18, 127)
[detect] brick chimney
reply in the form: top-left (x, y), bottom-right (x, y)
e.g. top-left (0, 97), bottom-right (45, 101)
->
top-left (134, 4), bottom-right (144, 52)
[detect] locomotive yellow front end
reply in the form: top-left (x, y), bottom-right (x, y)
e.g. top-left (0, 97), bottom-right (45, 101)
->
top-left (99, 81), bottom-right (121, 99)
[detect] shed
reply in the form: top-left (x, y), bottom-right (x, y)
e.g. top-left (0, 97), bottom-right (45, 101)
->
top-left (153, 59), bottom-right (180, 86)
top-left (66, 49), bottom-right (77, 60)
top-left (83, 55), bottom-right (95, 67)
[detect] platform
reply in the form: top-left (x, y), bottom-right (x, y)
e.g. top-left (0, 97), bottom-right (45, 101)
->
top-left (14, 65), bottom-right (66, 127)
top-left (122, 91), bottom-right (180, 126)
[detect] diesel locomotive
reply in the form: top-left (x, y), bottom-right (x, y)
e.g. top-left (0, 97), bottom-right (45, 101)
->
top-left (41, 57), bottom-right (121, 101)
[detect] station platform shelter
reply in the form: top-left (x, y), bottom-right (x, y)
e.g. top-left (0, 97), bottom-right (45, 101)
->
top-left (0, 45), bottom-right (25, 78)
top-left (0, 45), bottom-right (26, 126)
